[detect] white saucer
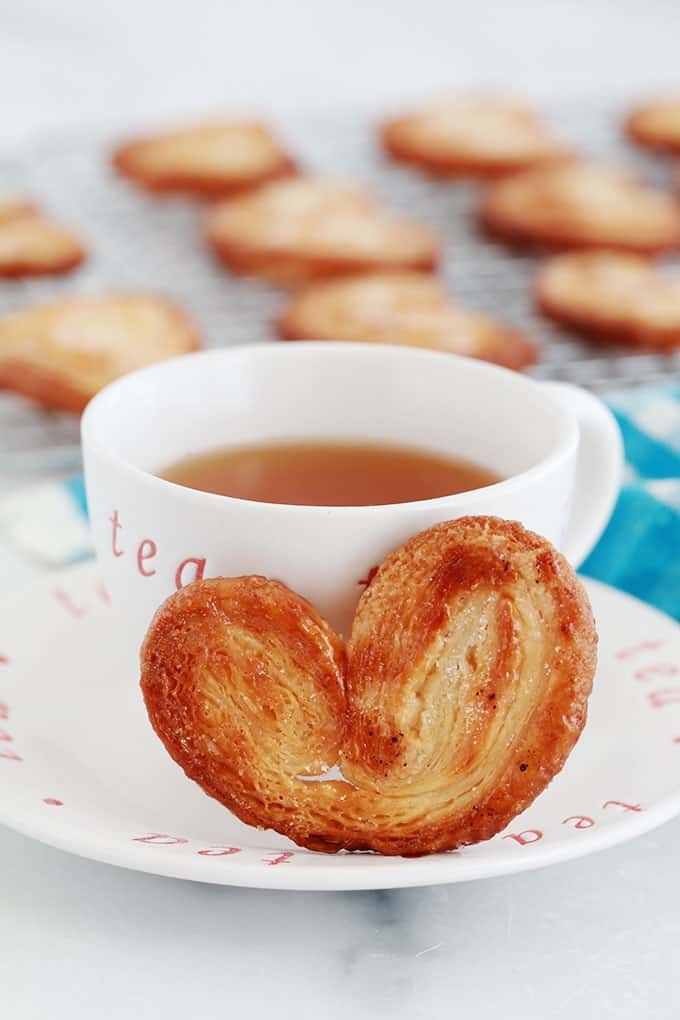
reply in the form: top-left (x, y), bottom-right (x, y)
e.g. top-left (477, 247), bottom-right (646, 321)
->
top-left (1, 563), bottom-right (680, 891)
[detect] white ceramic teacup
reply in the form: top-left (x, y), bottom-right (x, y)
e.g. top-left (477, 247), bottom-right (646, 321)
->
top-left (82, 342), bottom-right (623, 648)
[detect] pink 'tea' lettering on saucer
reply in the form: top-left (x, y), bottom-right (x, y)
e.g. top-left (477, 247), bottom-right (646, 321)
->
top-left (615, 640), bottom-right (663, 661)
top-left (0, 729), bottom-right (13, 742)
top-left (501, 829), bottom-right (543, 846)
top-left (602, 800), bottom-right (642, 813)
top-left (635, 664), bottom-right (679, 681)
top-left (97, 582), bottom-right (111, 606)
top-left (0, 749), bottom-right (22, 761)
top-left (54, 590), bottom-right (87, 617)
top-left (262, 851), bottom-right (294, 866)
top-left (43, 798), bottom-right (63, 806)
top-left (672, 737), bottom-right (680, 744)
top-left (0, 703), bottom-right (7, 720)
top-left (197, 846), bottom-right (242, 857)
top-left (132, 833), bottom-right (189, 846)
top-left (562, 815), bottom-right (595, 829)
top-left (648, 688), bottom-right (680, 709)
top-left (0, 655), bottom-right (9, 665)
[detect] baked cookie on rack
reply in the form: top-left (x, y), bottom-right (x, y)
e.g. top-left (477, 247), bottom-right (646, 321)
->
top-left (0, 294), bottom-right (199, 413)
top-left (277, 271), bottom-right (536, 370)
top-left (141, 515), bottom-right (597, 856)
top-left (112, 119), bottom-right (296, 198)
top-left (203, 177), bottom-right (440, 285)
top-left (0, 200), bottom-right (85, 277)
top-left (382, 97), bottom-right (569, 178)
top-left (480, 163), bottom-right (680, 254)
top-left (625, 99), bottom-right (680, 154)
top-left (536, 250), bottom-right (680, 349)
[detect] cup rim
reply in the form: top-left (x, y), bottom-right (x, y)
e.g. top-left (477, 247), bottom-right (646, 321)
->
top-left (81, 342), bottom-right (578, 515)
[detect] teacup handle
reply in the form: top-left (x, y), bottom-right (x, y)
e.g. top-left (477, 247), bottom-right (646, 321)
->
top-left (540, 381), bottom-right (624, 568)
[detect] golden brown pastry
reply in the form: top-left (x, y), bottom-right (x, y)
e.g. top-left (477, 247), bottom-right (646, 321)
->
top-left (0, 199), bottom-right (36, 224)
top-left (626, 99), bottom-right (680, 154)
top-left (0, 201), bottom-right (84, 278)
top-left (536, 251), bottom-right (680, 349)
top-left (0, 294), bottom-right (199, 413)
top-left (113, 119), bottom-right (296, 198)
top-left (141, 516), bottom-right (597, 856)
top-left (277, 272), bottom-right (536, 370)
top-left (203, 177), bottom-right (440, 285)
top-left (480, 163), bottom-right (680, 254)
top-left (382, 97), bottom-right (569, 178)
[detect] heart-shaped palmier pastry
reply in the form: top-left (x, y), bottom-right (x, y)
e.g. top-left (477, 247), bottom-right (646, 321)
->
top-left (0, 200), bottom-right (85, 278)
top-left (0, 294), bottom-right (199, 413)
top-left (277, 271), bottom-right (536, 370)
top-left (141, 516), bottom-right (596, 856)
top-left (382, 97), bottom-right (569, 178)
top-left (536, 251), bottom-right (680, 349)
top-left (203, 177), bottom-right (440, 285)
top-left (112, 119), bottom-right (296, 198)
top-left (480, 163), bottom-right (680, 254)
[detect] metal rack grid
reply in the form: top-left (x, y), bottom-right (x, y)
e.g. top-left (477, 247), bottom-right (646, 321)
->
top-left (1, 105), bottom-right (680, 487)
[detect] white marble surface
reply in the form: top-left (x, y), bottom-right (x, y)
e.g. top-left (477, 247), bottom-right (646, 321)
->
top-left (2, 1), bottom-right (680, 1016)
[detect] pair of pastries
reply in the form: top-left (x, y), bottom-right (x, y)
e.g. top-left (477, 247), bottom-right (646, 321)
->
top-left (141, 515), bottom-right (597, 856)
top-left (0, 200), bottom-right (84, 278)
top-left (198, 169), bottom-right (531, 368)
top-left (0, 295), bottom-right (199, 413)
top-left (115, 122), bottom-right (440, 284)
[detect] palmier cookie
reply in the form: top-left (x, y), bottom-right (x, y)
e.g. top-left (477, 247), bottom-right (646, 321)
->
top-left (626, 99), bottom-right (680, 154)
top-left (536, 251), bottom-right (680, 349)
top-left (277, 272), bottom-right (536, 370)
top-left (0, 202), bottom-right (84, 278)
top-left (382, 97), bottom-right (569, 178)
top-left (480, 163), bottom-right (680, 254)
top-left (203, 177), bottom-right (440, 285)
top-left (0, 295), bottom-right (199, 413)
top-left (112, 120), bottom-right (295, 198)
top-left (141, 516), bottom-right (596, 857)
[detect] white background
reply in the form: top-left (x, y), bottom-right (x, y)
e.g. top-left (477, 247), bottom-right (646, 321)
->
top-left (2, 1), bottom-right (680, 1017)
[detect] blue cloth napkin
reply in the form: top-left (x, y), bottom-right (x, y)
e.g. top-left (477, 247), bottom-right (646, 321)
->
top-left (580, 385), bottom-right (680, 621)
top-left (1, 385), bottom-right (678, 620)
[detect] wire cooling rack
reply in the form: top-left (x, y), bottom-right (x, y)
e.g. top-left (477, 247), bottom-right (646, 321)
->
top-left (1, 105), bottom-right (680, 487)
